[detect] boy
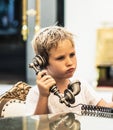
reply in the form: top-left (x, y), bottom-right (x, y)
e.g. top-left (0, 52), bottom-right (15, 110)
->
top-left (26, 26), bottom-right (113, 115)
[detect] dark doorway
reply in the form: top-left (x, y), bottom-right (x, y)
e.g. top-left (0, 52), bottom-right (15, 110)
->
top-left (0, 0), bottom-right (65, 84)
top-left (0, 0), bottom-right (26, 84)
top-left (57, 0), bottom-right (64, 26)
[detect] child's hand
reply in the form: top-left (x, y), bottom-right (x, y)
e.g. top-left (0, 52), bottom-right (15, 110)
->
top-left (36, 70), bottom-right (56, 97)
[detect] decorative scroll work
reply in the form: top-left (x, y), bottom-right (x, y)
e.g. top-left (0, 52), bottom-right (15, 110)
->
top-left (0, 81), bottom-right (31, 117)
top-left (0, 81), bottom-right (31, 101)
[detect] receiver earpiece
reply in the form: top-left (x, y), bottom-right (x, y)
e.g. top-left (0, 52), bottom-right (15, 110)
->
top-left (32, 55), bottom-right (46, 69)
top-left (29, 55), bottom-right (47, 74)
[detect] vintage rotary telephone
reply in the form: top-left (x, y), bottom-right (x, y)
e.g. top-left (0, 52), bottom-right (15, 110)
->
top-left (29, 55), bottom-right (81, 107)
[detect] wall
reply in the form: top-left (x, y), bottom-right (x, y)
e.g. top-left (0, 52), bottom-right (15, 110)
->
top-left (65, 0), bottom-right (113, 86)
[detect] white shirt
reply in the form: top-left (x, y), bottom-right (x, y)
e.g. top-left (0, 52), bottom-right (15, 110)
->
top-left (25, 79), bottom-right (102, 115)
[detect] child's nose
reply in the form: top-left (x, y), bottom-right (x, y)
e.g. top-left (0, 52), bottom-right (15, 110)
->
top-left (66, 57), bottom-right (73, 65)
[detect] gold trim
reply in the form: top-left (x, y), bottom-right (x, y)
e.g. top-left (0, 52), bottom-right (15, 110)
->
top-left (0, 81), bottom-right (31, 101)
top-left (35, 0), bottom-right (40, 33)
top-left (21, 0), bottom-right (28, 41)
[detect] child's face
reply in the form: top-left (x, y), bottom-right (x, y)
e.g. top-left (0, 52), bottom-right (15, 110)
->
top-left (46, 39), bottom-right (77, 80)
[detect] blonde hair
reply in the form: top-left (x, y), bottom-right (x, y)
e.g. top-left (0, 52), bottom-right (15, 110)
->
top-left (32, 26), bottom-right (75, 66)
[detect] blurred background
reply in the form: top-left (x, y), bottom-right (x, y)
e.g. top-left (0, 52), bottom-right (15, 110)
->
top-left (0, 0), bottom-right (63, 85)
top-left (0, 0), bottom-right (113, 92)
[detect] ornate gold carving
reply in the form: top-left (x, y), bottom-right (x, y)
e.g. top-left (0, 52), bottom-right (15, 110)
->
top-left (0, 81), bottom-right (31, 101)
top-left (0, 81), bottom-right (31, 117)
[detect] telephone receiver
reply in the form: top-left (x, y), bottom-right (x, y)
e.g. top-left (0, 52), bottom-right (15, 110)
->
top-left (29, 55), bottom-right (81, 107)
top-left (29, 55), bottom-right (47, 74)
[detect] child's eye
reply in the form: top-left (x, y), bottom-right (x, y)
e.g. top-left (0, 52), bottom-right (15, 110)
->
top-left (56, 56), bottom-right (64, 60)
top-left (70, 52), bottom-right (75, 57)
